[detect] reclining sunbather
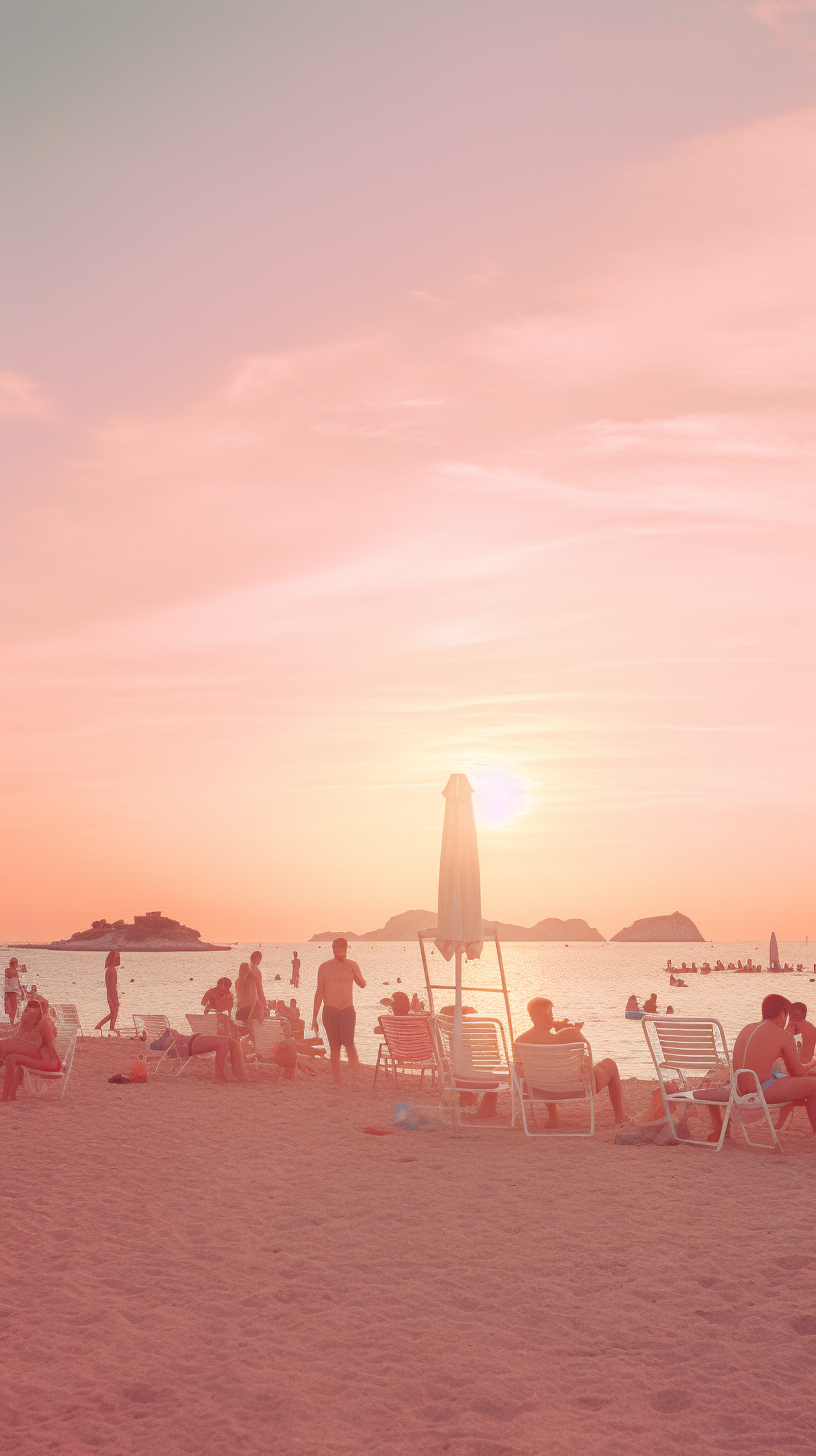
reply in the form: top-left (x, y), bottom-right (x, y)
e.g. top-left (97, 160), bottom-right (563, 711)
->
top-left (707, 993), bottom-right (816, 1141)
top-left (157, 1027), bottom-right (247, 1082)
top-left (516, 997), bottom-right (627, 1127)
top-left (0, 997), bottom-right (61, 1102)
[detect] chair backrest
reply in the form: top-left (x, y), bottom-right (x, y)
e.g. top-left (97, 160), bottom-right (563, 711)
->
top-left (642, 1017), bottom-right (730, 1075)
top-left (57, 1004), bottom-right (83, 1032)
top-left (133, 1014), bottom-right (171, 1041)
top-left (514, 1040), bottom-right (590, 1096)
top-left (433, 1016), bottom-right (509, 1075)
top-left (250, 1019), bottom-right (290, 1058)
top-left (379, 1015), bottom-right (435, 1062)
top-left (186, 1013), bottom-right (220, 1035)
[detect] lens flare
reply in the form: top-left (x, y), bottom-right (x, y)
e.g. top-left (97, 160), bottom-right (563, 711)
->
top-left (470, 767), bottom-right (531, 829)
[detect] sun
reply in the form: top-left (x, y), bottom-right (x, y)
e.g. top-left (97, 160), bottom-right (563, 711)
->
top-left (470, 766), bottom-right (531, 829)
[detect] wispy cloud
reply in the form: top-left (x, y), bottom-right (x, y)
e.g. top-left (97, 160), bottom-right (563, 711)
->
top-left (0, 370), bottom-right (55, 419)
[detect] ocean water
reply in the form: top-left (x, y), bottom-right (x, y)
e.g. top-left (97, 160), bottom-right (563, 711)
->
top-left (8, 937), bottom-right (814, 1078)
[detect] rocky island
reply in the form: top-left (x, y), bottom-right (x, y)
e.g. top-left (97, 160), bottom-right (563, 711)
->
top-left (311, 909), bottom-right (606, 942)
top-left (610, 911), bottom-right (704, 942)
top-left (10, 910), bottom-right (231, 952)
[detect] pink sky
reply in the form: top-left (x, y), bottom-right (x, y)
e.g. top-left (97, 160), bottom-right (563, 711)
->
top-left (1, 3), bottom-right (814, 941)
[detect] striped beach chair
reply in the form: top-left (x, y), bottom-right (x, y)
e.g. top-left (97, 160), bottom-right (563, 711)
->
top-left (374, 1015), bottom-right (438, 1091)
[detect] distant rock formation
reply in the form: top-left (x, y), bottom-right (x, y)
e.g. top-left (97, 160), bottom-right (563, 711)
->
top-left (310, 910), bottom-right (605, 942)
top-left (610, 911), bottom-right (703, 943)
top-left (11, 910), bottom-right (231, 952)
top-left (490, 918), bottom-right (605, 942)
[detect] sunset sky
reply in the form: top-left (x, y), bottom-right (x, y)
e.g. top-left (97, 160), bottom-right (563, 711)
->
top-left (2, 1), bottom-right (814, 942)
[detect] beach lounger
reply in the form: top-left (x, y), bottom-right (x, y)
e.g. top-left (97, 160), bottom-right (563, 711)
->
top-left (55, 1004), bottom-right (85, 1038)
top-left (511, 1041), bottom-right (595, 1137)
top-left (374, 1015), bottom-right (438, 1091)
top-left (243, 1018), bottom-right (293, 1076)
top-left (642, 1016), bottom-right (781, 1152)
top-left (21, 1030), bottom-right (78, 1100)
top-left (132, 1014), bottom-right (176, 1072)
top-left (432, 1014), bottom-right (512, 1113)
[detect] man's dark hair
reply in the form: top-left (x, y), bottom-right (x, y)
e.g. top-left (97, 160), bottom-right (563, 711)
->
top-left (790, 1002), bottom-right (807, 1017)
top-left (762, 993), bottom-right (792, 1020)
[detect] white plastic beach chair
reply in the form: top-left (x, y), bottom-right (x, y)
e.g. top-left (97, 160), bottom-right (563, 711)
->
top-left (21, 1031), bottom-right (77, 1101)
top-left (432, 1015), bottom-right (512, 1113)
top-left (511, 1041), bottom-right (595, 1137)
top-left (244, 1017), bottom-right (291, 1073)
top-left (642, 1016), bottom-right (781, 1152)
top-left (55, 1004), bottom-right (85, 1038)
top-left (374, 1015), bottom-right (438, 1091)
top-left (132, 1014), bottom-right (176, 1072)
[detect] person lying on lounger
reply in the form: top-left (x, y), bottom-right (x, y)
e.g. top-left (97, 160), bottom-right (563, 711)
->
top-left (155, 1027), bottom-right (248, 1082)
top-left (707, 993), bottom-right (816, 1142)
top-left (0, 996), bottom-right (61, 1102)
top-left (515, 997), bottom-right (628, 1128)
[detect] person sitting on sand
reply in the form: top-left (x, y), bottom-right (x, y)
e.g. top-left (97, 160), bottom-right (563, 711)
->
top-left (705, 994), bottom-right (816, 1143)
top-left (515, 997), bottom-right (628, 1128)
top-left (202, 977), bottom-right (234, 1014)
top-left (643, 993), bottom-right (658, 1013)
top-left (0, 996), bottom-right (61, 1102)
top-left (410, 993), bottom-right (423, 1012)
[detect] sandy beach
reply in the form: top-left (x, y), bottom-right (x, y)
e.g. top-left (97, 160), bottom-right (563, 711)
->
top-left (4, 1038), bottom-right (816, 1456)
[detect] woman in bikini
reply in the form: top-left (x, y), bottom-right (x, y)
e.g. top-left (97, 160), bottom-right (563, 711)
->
top-left (0, 996), bottom-right (61, 1101)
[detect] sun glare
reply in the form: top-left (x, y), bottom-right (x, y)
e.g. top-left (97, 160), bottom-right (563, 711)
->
top-left (470, 766), bottom-right (531, 829)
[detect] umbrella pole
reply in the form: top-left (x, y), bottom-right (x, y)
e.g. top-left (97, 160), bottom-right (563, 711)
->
top-left (452, 948), bottom-right (462, 1132)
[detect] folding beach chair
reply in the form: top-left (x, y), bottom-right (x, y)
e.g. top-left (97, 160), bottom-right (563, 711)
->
top-left (21, 1031), bottom-right (78, 1101)
top-left (132, 1014), bottom-right (177, 1072)
top-left (642, 1016), bottom-right (781, 1152)
top-left (432, 1015), bottom-right (512, 1114)
top-left (511, 1041), bottom-right (595, 1137)
top-left (244, 1017), bottom-right (293, 1076)
top-left (374, 1015), bottom-right (438, 1091)
top-left (55, 1004), bottom-right (85, 1038)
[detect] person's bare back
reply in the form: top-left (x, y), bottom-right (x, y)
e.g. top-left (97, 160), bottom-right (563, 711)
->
top-left (732, 1019), bottom-right (805, 1092)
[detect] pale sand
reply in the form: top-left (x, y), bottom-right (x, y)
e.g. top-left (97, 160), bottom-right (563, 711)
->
top-left (4, 1039), bottom-right (816, 1456)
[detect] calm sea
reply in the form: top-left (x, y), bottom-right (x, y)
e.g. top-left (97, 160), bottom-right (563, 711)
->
top-left (7, 937), bottom-right (814, 1078)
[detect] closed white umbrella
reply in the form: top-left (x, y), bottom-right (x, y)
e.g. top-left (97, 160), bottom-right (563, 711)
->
top-left (435, 773), bottom-right (482, 1112)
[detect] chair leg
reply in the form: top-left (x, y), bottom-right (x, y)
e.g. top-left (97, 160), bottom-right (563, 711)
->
top-left (373, 1046), bottom-right (382, 1088)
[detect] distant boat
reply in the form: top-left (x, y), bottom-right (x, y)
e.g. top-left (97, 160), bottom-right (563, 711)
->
top-left (769, 931), bottom-right (780, 971)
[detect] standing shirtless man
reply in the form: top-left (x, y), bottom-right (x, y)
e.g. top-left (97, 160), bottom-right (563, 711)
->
top-left (95, 950), bottom-right (121, 1033)
top-left (707, 993), bottom-right (816, 1141)
top-left (291, 951), bottom-right (301, 988)
top-left (312, 938), bottom-right (366, 1086)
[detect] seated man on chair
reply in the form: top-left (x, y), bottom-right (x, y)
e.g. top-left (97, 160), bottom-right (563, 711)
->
top-left (708, 993), bottom-right (816, 1142)
top-left (516, 997), bottom-right (627, 1128)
